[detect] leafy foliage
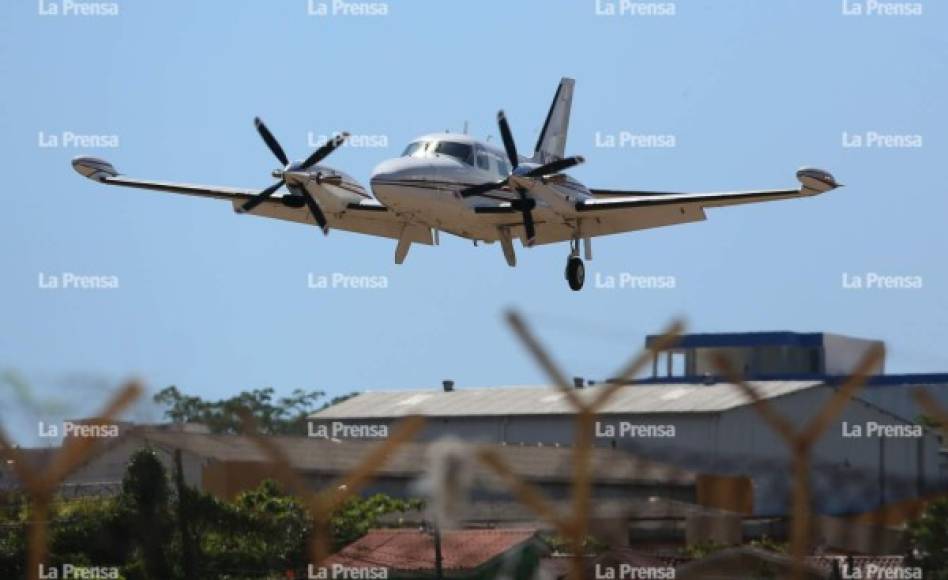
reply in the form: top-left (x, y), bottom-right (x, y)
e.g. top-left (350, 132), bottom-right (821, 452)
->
top-left (540, 533), bottom-right (608, 556)
top-left (0, 462), bottom-right (418, 579)
top-left (330, 493), bottom-right (422, 551)
top-left (153, 386), bottom-right (330, 435)
top-left (0, 493), bottom-right (27, 578)
top-left (908, 498), bottom-right (948, 579)
top-left (682, 540), bottom-right (729, 559)
top-left (748, 535), bottom-right (787, 553)
top-left (119, 448), bottom-right (174, 579)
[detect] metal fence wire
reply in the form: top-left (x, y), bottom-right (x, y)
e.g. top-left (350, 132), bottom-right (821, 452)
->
top-left (1, 310), bottom-right (946, 580)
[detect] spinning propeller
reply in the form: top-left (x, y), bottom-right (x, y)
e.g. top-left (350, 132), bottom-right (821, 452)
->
top-left (460, 110), bottom-right (584, 246)
top-left (238, 117), bottom-right (349, 235)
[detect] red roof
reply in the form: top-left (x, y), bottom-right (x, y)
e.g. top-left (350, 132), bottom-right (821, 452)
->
top-left (325, 528), bottom-right (540, 572)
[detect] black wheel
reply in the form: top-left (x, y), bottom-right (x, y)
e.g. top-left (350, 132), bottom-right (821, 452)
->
top-left (566, 257), bottom-right (585, 291)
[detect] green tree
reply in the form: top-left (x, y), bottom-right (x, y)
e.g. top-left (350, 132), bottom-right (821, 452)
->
top-left (2, 460), bottom-right (413, 579)
top-left (153, 386), bottom-right (331, 435)
top-left (330, 493), bottom-right (422, 551)
top-left (0, 493), bottom-right (27, 578)
top-left (908, 498), bottom-right (948, 579)
top-left (48, 496), bottom-right (128, 570)
top-left (119, 448), bottom-right (173, 580)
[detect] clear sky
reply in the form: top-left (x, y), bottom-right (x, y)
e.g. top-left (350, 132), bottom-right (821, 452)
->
top-left (1, 0), bottom-right (946, 439)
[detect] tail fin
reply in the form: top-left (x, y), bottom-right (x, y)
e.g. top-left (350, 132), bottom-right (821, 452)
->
top-left (532, 77), bottom-right (575, 164)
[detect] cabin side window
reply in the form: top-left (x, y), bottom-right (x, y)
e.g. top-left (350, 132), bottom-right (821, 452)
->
top-left (494, 156), bottom-right (510, 178)
top-left (475, 147), bottom-right (490, 171)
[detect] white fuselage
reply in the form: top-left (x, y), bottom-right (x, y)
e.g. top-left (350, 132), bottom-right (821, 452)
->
top-left (367, 133), bottom-right (592, 242)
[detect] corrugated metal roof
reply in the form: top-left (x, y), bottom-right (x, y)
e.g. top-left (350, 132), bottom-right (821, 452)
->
top-left (324, 528), bottom-right (539, 572)
top-left (312, 381), bottom-right (823, 419)
top-left (135, 429), bottom-right (696, 485)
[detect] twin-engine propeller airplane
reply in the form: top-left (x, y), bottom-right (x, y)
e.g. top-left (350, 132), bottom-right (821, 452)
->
top-left (73, 78), bottom-right (840, 290)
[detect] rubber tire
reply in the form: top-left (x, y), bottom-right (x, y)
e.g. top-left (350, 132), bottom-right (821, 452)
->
top-left (566, 257), bottom-right (585, 291)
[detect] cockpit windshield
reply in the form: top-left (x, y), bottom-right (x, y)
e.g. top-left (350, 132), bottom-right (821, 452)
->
top-left (433, 141), bottom-right (474, 166)
top-left (401, 141), bottom-right (426, 157)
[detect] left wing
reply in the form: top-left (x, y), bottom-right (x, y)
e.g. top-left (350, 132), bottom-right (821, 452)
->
top-left (72, 157), bottom-right (433, 244)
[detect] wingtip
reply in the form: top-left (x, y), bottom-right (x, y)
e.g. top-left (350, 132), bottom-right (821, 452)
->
top-left (72, 156), bottom-right (118, 181)
top-left (796, 168), bottom-right (839, 194)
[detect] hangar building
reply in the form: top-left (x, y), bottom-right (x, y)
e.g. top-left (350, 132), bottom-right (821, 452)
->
top-left (312, 331), bottom-right (948, 517)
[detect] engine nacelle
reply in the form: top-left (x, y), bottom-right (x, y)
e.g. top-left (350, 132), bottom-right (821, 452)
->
top-left (796, 167), bottom-right (839, 194)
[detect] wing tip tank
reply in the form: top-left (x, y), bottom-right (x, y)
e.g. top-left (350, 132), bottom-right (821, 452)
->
top-left (72, 156), bottom-right (119, 181)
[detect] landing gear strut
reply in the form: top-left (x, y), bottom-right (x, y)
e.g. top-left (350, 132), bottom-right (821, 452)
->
top-left (565, 237), bottom-right (585, 291)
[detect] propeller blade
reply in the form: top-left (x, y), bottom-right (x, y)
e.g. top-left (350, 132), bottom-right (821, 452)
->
top-left (497, 111), bottom-right (519, 169)
top-left (238, 179), bottom-right (284, 213)
top-left (516, 190), bottom-right (537, 246)
top-left (525, 155), bottom-right (585, 178)
top-left (300, 132), bottom-right (350, 170)
top-left (302, 192), bottom-right (330, 235)
top-left (521, 203), bottom-right (536, 246)
top-left (254, 117), bottom-right (289, 167)
top-left (460, 179), bottom-right (508, 198)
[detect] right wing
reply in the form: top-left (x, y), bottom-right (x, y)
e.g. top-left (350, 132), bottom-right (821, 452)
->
top-left (72, 157), bottom-right (433, 244)
top-left (471, 168), bottom-right (839, 245)
top-left (572, 168), bottom-right (840, 240)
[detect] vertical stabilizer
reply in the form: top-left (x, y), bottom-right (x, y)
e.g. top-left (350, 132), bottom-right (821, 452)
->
top-left (532, 77), bottom-right (575, 164)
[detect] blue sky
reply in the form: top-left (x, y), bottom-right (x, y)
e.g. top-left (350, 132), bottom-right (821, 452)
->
top-left (1, 0), bottom-right (946, 439)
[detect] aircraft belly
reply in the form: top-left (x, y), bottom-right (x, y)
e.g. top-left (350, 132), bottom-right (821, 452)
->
top-left (372, 182), bottom-right (488, 240)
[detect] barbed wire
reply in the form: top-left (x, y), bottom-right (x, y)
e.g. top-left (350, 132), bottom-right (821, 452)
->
top-left (1, 313), bottom-right (947, 580)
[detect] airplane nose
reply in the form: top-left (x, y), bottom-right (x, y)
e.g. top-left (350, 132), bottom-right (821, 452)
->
top-left (370, 158), bottom-right (421, 186)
